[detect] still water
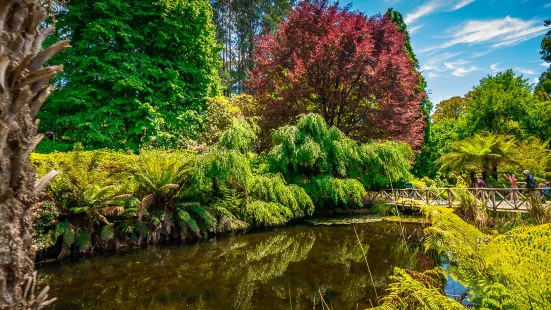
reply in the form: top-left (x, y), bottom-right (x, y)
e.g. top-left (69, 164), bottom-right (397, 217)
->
top-left (38, 222), bottom-right (431, 309)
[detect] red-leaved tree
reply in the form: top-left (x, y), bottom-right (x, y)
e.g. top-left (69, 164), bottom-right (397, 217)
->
top-left (247, 0), bottom-right (425, 147)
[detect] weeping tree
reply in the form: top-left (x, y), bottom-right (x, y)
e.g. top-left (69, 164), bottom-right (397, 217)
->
top-left (268, 114), bottom-right (413, 208)
top-left (0, 0), bottom-right (68, 308)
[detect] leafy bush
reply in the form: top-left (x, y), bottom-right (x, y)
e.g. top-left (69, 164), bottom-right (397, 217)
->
top-left (243, 201), bottom-right (294, 227)
top-left (303, 175), bottom-right (366, 208)
top-left (33, 148), bottom-right (131, 258)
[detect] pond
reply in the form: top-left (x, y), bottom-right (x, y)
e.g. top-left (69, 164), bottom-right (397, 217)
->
top-left (38, 221), bottom-right (433, 309)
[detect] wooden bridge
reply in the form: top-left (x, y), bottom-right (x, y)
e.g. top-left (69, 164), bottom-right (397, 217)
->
top-left (365, 188), bottom-right (551, 212)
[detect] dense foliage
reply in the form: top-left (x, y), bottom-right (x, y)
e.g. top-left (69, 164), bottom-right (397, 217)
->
top-left (247, 0), bottom-right (425, 147)
top-left (40, 0), bottom-right (221, 150)
top-left (268, 114), bottom-right (413, 207)
top-left (429, 69), bottom-right (551, 181)
top-left (438, 132), bottom-right (550, 182)
top-left (374, 205), bottom-right (551, 309)
top-left (32, 114), bottom-right (413, 258)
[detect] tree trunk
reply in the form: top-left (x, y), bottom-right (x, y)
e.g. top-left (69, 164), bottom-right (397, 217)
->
top-left (0, 1), bottom-right (68, 308)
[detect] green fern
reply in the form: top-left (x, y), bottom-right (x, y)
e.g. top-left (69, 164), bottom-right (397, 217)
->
top-left (76, 231), bottom-right (91, 252)
top-left (375, 267), bottom-right (464, 310)
top-left (100, 225), bottom-right (115, 242)
top-left (423, 205), bottom-right (551, 309)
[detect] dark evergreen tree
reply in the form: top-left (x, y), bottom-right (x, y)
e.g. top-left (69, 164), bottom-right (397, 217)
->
top-left (40, 0), bottom-right (220, 150)
top-left (385, 8), bottom-right (434, 177)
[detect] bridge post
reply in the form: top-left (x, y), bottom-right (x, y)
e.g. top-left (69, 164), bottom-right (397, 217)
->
top-left (490, 190), bottom-right (497, 214)
top-left (447, 188), bottom-right (452, 208)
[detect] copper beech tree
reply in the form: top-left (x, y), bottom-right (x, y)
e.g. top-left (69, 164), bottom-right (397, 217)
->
top-left (0, 0), bottom-right (68, 308)
top-left (247, 0), bottom-right (425, 147)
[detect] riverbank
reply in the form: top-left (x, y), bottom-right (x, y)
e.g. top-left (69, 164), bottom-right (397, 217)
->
top-left (34, 212), bottom-right (427, 263)
top-left (37, 220), bottom-right (430, 309)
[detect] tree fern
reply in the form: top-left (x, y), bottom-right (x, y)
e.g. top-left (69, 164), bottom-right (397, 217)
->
top-left (100, 225), bottom-right (115, 242)
top-left (375, 267), bottom-right (464, 310)
top-left (423, 205), bottom-right (551, 309)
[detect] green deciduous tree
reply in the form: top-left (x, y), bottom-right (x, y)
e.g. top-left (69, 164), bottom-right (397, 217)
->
top-left (460, 70), bottom-right (534, 139)
top-left (40, 0), bottom-right (221, 150)
top-left (432, 96), bottom-right (468, 124)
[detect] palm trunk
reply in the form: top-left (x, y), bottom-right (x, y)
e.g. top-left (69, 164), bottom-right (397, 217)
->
top-left (0, 1), bottom-right (68, 308)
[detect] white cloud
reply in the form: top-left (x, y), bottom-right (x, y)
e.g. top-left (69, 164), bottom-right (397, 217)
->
top-left (444, 59), bottom-right (469, 69)
top-left (542, 62), bottom-right (550, 68)
top-left (421, 53), bottom-right (477, 77)
top-left (490, 63), bottom-right (502, 72)
top-left (421, 52), bottom-right (461, 72)
top-left (545, 2), bottom-right (551, 8)
top-left (409, 24), bottom-right (424, 34)
top-left (405, 2), bottom-right (438, 24)
top-left (439, 16), bottom-right (547, 50)
top-left (405, 0), bottom-right (475, 24)
top-left (452, 65), bottom-right (478, 77)
top-left (469, 50), bottom-right (492, 58)
top-left (534, 78), bottom-right (540, 84)
top-left (452, 0), bottom-right (476, 10)
top-left (515, 67), bottom-right (537, 75)
top-left (427, 72), bottom-right (440, 79)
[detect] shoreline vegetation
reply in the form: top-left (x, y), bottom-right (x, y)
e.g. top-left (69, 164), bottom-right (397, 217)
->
top-left (31, 113), bottom-right (414, 261)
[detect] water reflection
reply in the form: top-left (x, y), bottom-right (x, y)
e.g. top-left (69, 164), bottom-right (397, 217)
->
top-left (38, 222), bottom-right (427, 309)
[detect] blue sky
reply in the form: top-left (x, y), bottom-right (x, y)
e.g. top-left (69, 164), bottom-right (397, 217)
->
top-left (349, 0), bottom-right (549, 106)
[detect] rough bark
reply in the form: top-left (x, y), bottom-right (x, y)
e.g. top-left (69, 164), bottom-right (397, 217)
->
top-left (0, 1), bottom-right (68, 309)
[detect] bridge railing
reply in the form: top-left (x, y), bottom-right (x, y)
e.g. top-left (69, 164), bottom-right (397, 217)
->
top-left (365, 188), bottom-right (551, 211)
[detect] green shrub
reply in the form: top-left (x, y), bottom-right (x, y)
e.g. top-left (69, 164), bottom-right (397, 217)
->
top-left (35, 140), bottom-right (76, 153)
top-left (243, 201), bottom-right (293, 227)
top-left (249, 174), bottom-right (314, 218)
top-left (304, 175), bottom-right (367, 208)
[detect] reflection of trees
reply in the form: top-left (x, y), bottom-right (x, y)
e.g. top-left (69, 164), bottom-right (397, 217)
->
top-left (38, 223), bottom-right (428, 309)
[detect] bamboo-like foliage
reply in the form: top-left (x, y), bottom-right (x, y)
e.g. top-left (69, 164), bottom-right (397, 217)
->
top-left (0, 0), bottom-right (69, 308)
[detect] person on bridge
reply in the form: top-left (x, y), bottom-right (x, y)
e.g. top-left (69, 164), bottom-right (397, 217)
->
top-left (522, 170), bottom-right (537, 190)
top-left (476, 176), bottom-right (485, 199)
top-left (503, 174), bottom-right (518, 201)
